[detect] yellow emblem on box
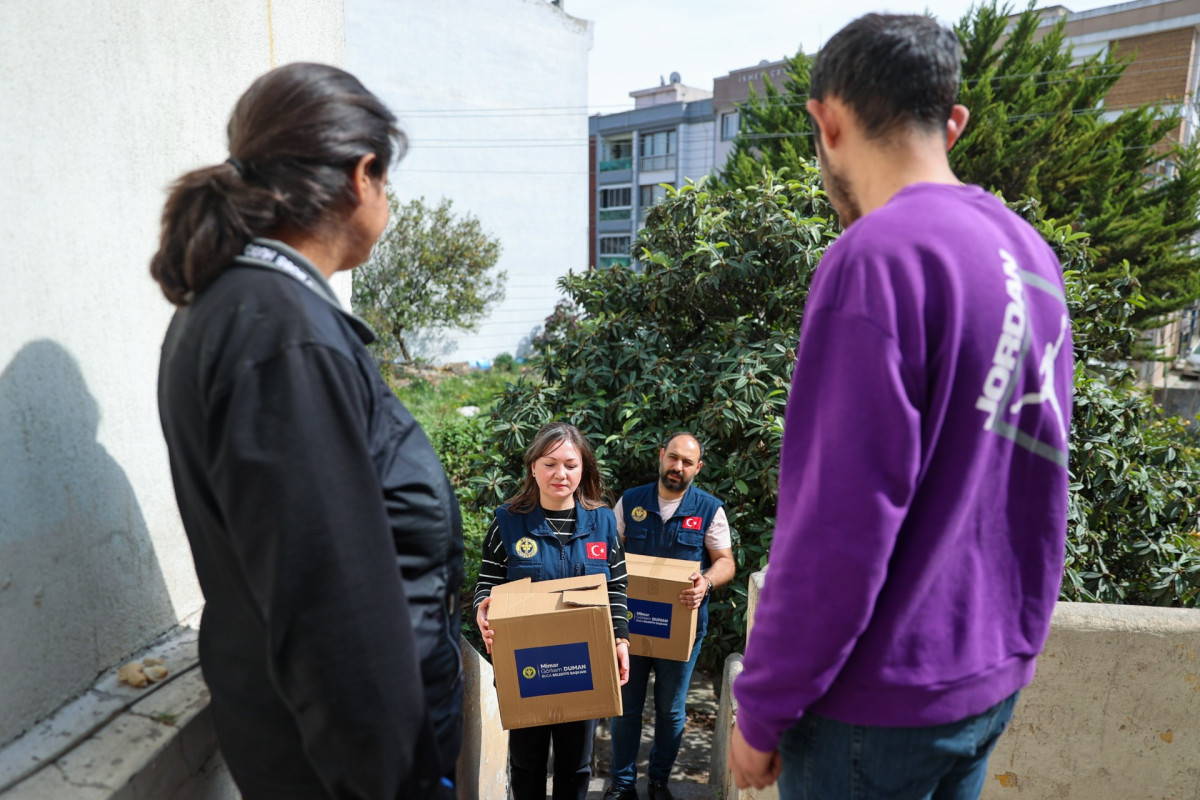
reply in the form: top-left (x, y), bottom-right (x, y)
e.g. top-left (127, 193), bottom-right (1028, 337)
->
top-left (631, 506), bottom-right (648, 522)
top-left (626, 610), bottom-right (633, 620)
top-left (515, 537), bottom-right (538, 558)
top-left (522, 666), bottom-right (537, 679)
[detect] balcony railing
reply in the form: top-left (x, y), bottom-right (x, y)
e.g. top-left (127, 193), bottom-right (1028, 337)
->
top-left (640, 154), bottom-right (676, 172)
top-left (598, 208), bottom-right (631, 221)
top-left (599, 157), bottom-right (632, 172)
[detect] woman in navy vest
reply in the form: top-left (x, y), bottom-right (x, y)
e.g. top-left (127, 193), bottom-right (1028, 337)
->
top-left (474, 422), bottom-right (631, 800)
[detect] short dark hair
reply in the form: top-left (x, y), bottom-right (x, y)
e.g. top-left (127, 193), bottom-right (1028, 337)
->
top-left (662, 431), bottom-right (704, 459)
top-left (809, 14), bottom-right (961, 141)
top-left (150, 63), bottom-right (405, 306)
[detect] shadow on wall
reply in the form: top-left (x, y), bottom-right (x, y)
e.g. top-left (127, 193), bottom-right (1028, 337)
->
top-left (405, 328), bottom-right (459, 363)
top-left (0, 340), bottom-right (177, 748)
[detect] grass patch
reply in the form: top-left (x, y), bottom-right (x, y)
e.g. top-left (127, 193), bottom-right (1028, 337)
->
top-left (387, 368), bottom-right (515, 430)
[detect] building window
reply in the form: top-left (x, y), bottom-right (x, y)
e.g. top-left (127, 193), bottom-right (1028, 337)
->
top-left (639, 184), bottom-right (672, 218)
top-left (640, 130), bottom-right (677, 172)
top-left (599, 235), bottom-right (631, 255)
top-left (600, 138), bottom-right (633, 171)
top-left (599, 186), bottom-right (632, 208)
top-left (598, 186), bottom-right (632, 221)
top-left (721, 110), bottom-right (740, 140)
top-left (598, 235), bottom-right (632, 268)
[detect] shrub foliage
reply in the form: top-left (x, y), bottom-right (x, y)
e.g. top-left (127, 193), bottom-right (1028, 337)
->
top-left (473, 169), bottom-right (1200, 669)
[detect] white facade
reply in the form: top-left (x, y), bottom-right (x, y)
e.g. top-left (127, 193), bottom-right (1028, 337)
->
top-left (346, 0), bottom-right (593, 364)
top-left (680, 120), bottom-right (717, 186)
top-left (0, 0), bottom-right (344, 751)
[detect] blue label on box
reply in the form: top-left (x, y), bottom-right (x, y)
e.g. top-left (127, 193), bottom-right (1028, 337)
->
top-left (628, 598), bottom-right (673, 639)
top-left (514, 642), bottom-right (594, 698)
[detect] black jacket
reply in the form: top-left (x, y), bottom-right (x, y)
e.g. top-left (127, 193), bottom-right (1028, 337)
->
top-left (158, 239), bottom-right (462, 800)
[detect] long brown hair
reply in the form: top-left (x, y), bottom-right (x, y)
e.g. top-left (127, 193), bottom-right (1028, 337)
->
top-left (506, 422), bottom-right (608, 513)
top-left (149, 62), bottom-right (405, 306)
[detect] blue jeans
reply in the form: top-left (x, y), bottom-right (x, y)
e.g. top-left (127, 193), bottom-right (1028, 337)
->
top-left (608, 634), bottom-right (704, 789)
top-left (777, 691), bottom-right (1019, 800)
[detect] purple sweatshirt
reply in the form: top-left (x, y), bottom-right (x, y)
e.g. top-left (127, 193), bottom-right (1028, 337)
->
top-left (733, 183), bottom-right (1072, 752)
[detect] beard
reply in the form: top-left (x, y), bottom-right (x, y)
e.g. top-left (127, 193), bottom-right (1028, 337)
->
top-left (815, 135), bottom-right (862, 228)
top-left (660, 466), bottom-right (690, 492)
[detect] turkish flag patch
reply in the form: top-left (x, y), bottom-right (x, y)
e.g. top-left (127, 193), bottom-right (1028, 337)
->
top-left (682, 516), bottom-right (703, 531)
top-left (587, 542), bottom-right (608, 559)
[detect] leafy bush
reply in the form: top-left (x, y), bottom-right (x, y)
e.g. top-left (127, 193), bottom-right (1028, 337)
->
top-left (493, 352), bottom-right (517, 373)
top-left (473, 168), bottom-right (1200, 669)
top-left (474, 169), bottom-right (836, 668)
top-left (1038, 209), bottom-right (1200, 605)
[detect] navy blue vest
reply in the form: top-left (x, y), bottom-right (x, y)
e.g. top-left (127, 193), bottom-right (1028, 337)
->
top-left (620, 482), bottom-right (723, 637)
top-left (496, 503), bottom-right (618, 583)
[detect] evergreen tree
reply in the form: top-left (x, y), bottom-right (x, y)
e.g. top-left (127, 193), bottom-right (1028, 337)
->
top-left (716, 1), bottom-right (1200, 325)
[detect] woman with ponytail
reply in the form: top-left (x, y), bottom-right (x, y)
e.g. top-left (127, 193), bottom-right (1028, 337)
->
top-left (153, 63), bottom-right (461, 800)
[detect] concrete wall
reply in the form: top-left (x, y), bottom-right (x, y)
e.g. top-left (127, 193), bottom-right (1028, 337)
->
top-left (456, 642), bottom-right (509, 800)
top-left (346, 0), bottom-right (593, 365)
top-left (2, 631), bottom-right (236, 799)
top-left (1154, 384), bottom-right (1200, 418)
top-left (715, 571), bottom-right (1200, 799)
top-left (680, 120), bottom-right (716, 184)
top-left (981, 603), bottom-right (1200, 799)
top-left (0, 0), bottom-right (344, 751)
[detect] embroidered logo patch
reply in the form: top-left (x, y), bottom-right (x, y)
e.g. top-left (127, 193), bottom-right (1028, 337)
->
top-left (682, 516), bottom-right (703, 531)
top-left (631, 506), bottom-right (648, 522)
top-left (587, 542), bottom-right (607, 560)
top-left (515, 537), bottom-right (538, 558)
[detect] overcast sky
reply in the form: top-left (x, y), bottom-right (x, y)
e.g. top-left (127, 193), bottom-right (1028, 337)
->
top-left (565, 0), bottom-right (1126, 112)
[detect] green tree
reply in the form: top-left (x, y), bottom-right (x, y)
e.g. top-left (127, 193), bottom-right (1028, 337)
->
top-left (471, 170), bottom-right (1200, 668)
top-left (717, 51), bottom-right (815, 189)
top-left (717, 1), bottom-right (1200, 325)
top-left (353, 192), bottom-right (505, 362)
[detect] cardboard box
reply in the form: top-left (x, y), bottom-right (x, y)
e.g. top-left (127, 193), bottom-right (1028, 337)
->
top-left (489, 575), bottom-right (622, 730)
top-left (625, 553), bottom-right (701, 661)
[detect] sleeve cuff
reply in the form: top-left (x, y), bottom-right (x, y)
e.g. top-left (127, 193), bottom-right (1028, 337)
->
top-left (736, 706), bottom-right (787, 753)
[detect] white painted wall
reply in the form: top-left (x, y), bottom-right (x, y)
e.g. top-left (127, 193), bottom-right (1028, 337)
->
top-left (346, 0), bottom-right (593, 364)
top-left (0, 0), bottom-right (344, 749)
top-left (681, 119), bottom-right (716, 184)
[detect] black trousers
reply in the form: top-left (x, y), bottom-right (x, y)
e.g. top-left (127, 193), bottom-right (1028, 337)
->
top-left (509, 719), bottom-right (597, 800)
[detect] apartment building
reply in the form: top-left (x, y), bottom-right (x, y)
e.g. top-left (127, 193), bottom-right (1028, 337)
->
top-left (588, 74), bottom-right (714, 268)
top-left (588, 62), bottom-right (786, 269)
top-left (712, 58), bottom-right (789, 168)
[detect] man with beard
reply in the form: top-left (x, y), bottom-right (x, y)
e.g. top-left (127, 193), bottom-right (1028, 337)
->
top-left (728, 13), bottom-right (1072, 799)
top-left (604, 432), bottom-right (735, 800)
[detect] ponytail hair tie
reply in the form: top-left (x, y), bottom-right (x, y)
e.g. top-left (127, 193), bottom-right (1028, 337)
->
top-left (226, 157), bottom-right (246, 177)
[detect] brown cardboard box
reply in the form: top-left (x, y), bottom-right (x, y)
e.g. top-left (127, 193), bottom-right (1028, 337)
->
top-left (625, 553), bottom-right (701, 661)
top-left (489, 575), bottom-right (622, 730)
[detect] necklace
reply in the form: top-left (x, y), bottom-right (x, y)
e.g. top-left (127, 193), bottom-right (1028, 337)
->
top-left (543, 506), bottom-right (576, 535)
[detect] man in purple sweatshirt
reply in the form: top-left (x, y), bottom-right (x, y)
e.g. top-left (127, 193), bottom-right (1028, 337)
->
top-left (728, 14), bottom-right (1072, 799)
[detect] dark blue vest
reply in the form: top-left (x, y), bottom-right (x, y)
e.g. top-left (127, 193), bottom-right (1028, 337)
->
top-left (620, 482), bottom-right (723, 637)
top-left (496, 503), bottom-right (618, 583)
